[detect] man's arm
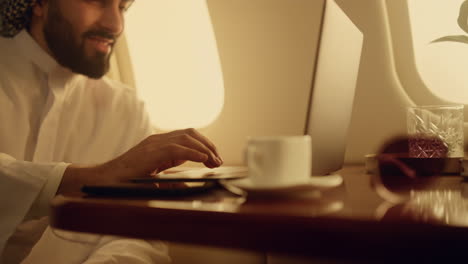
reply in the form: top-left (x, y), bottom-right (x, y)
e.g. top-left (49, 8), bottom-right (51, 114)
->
top-left (58, 128), bottom-right (223, 194)
top-left (0, 153), bottom-right (69, 256)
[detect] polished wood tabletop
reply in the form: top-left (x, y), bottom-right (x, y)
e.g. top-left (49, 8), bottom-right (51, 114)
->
top-left (50, 165), bottom-right (468, 262)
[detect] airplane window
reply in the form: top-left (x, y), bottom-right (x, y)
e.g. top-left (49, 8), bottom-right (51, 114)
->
top-left (407, 0), bottom-right (468, 103)
top-left (125, 1), bottom-right (225, 131)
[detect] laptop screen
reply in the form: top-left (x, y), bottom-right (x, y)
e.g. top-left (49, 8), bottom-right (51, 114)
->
top-left (304, 0), bottom-right (363, 176)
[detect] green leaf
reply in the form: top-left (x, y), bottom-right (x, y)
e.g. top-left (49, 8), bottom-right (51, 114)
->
top-left (431, 35), bottom-right (468, 44)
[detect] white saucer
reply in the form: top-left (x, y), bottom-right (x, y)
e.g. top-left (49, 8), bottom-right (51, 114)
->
top-left (221, 174), bottom-right (343, 195)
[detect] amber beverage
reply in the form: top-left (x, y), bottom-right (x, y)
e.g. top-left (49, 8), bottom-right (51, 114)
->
top-left (407, 105), bottom-right (464, 158)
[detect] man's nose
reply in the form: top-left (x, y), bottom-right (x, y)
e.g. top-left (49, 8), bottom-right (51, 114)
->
top-left (99, 5), bottom-right (124, 36)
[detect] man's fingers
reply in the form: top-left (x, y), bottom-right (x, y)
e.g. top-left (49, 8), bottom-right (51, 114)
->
top-left (164, 128), bottom-right (222, 162)
top-left (162, 130), bottom-right (221, 167)
top-left (184, 128), bottom-right (221, 159)
top-left (178, 134), bottom-right (222, 167)
top-left (147, 129), bottom-right (223, 168)
top-left (165, 143), bottom-right (209, 164)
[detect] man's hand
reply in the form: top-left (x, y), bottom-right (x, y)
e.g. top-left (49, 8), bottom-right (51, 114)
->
top-left (58, 128), bottom-right (223, 194)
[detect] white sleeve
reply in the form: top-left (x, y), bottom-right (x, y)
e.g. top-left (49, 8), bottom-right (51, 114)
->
top-left (21, 228), bottom-right (171, 264)
top-left (0, 153), bottom-right (69, 256)
top-left (82, 238), bottom-right (171, 264)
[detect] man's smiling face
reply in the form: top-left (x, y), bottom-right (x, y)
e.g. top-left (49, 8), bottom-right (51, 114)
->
top-left (42, 0), bottom-right (134, 78)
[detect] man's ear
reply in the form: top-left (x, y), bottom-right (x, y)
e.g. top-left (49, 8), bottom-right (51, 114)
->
top-left (32, 0), bottom-right (48, 18)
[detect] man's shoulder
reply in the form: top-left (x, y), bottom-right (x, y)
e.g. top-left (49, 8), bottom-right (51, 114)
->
top-left (0, 36), bottom-right (16, 50)
top-left (0, 37), bottom-right (33, 83)
top-left (0, 37), bottom-right (22, 66)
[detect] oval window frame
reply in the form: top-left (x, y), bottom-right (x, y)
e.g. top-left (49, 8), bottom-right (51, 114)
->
top-left (385, 0), bottom-right (468, 117)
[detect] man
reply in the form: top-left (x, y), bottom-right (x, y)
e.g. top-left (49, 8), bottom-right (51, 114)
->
top-left (0, 0), bottom-right (223, 263)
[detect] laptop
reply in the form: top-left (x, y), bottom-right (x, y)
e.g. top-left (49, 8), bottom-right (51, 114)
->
top-left (305, 0), bottom-right (363, 176)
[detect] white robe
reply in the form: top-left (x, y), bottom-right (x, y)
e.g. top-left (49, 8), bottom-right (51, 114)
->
top-left (0, 30), bottom-right (170, 263)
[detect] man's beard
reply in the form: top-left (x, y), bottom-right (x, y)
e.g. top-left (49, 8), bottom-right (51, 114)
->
top-left (43, 2), bottom-right (116, 79)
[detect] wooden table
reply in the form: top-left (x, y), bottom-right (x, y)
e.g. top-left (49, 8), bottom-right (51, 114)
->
top-left (50, 165), bottom-right (468, 262)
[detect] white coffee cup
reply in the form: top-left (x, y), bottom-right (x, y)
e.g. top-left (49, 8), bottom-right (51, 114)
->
top-left (245, 135), bottom-right (312, 187)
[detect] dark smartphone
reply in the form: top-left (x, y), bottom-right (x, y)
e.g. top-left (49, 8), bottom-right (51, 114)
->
top-left (129, 174), bottom-right (246, 183)
top-left (81, 182), bottom-right (217, 197)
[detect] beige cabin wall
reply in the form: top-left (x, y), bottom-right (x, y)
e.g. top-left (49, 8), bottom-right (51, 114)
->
top-left (201, 0), bottom-right (326, 166)
top-left (337, 0), bottom-right (412, 164)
